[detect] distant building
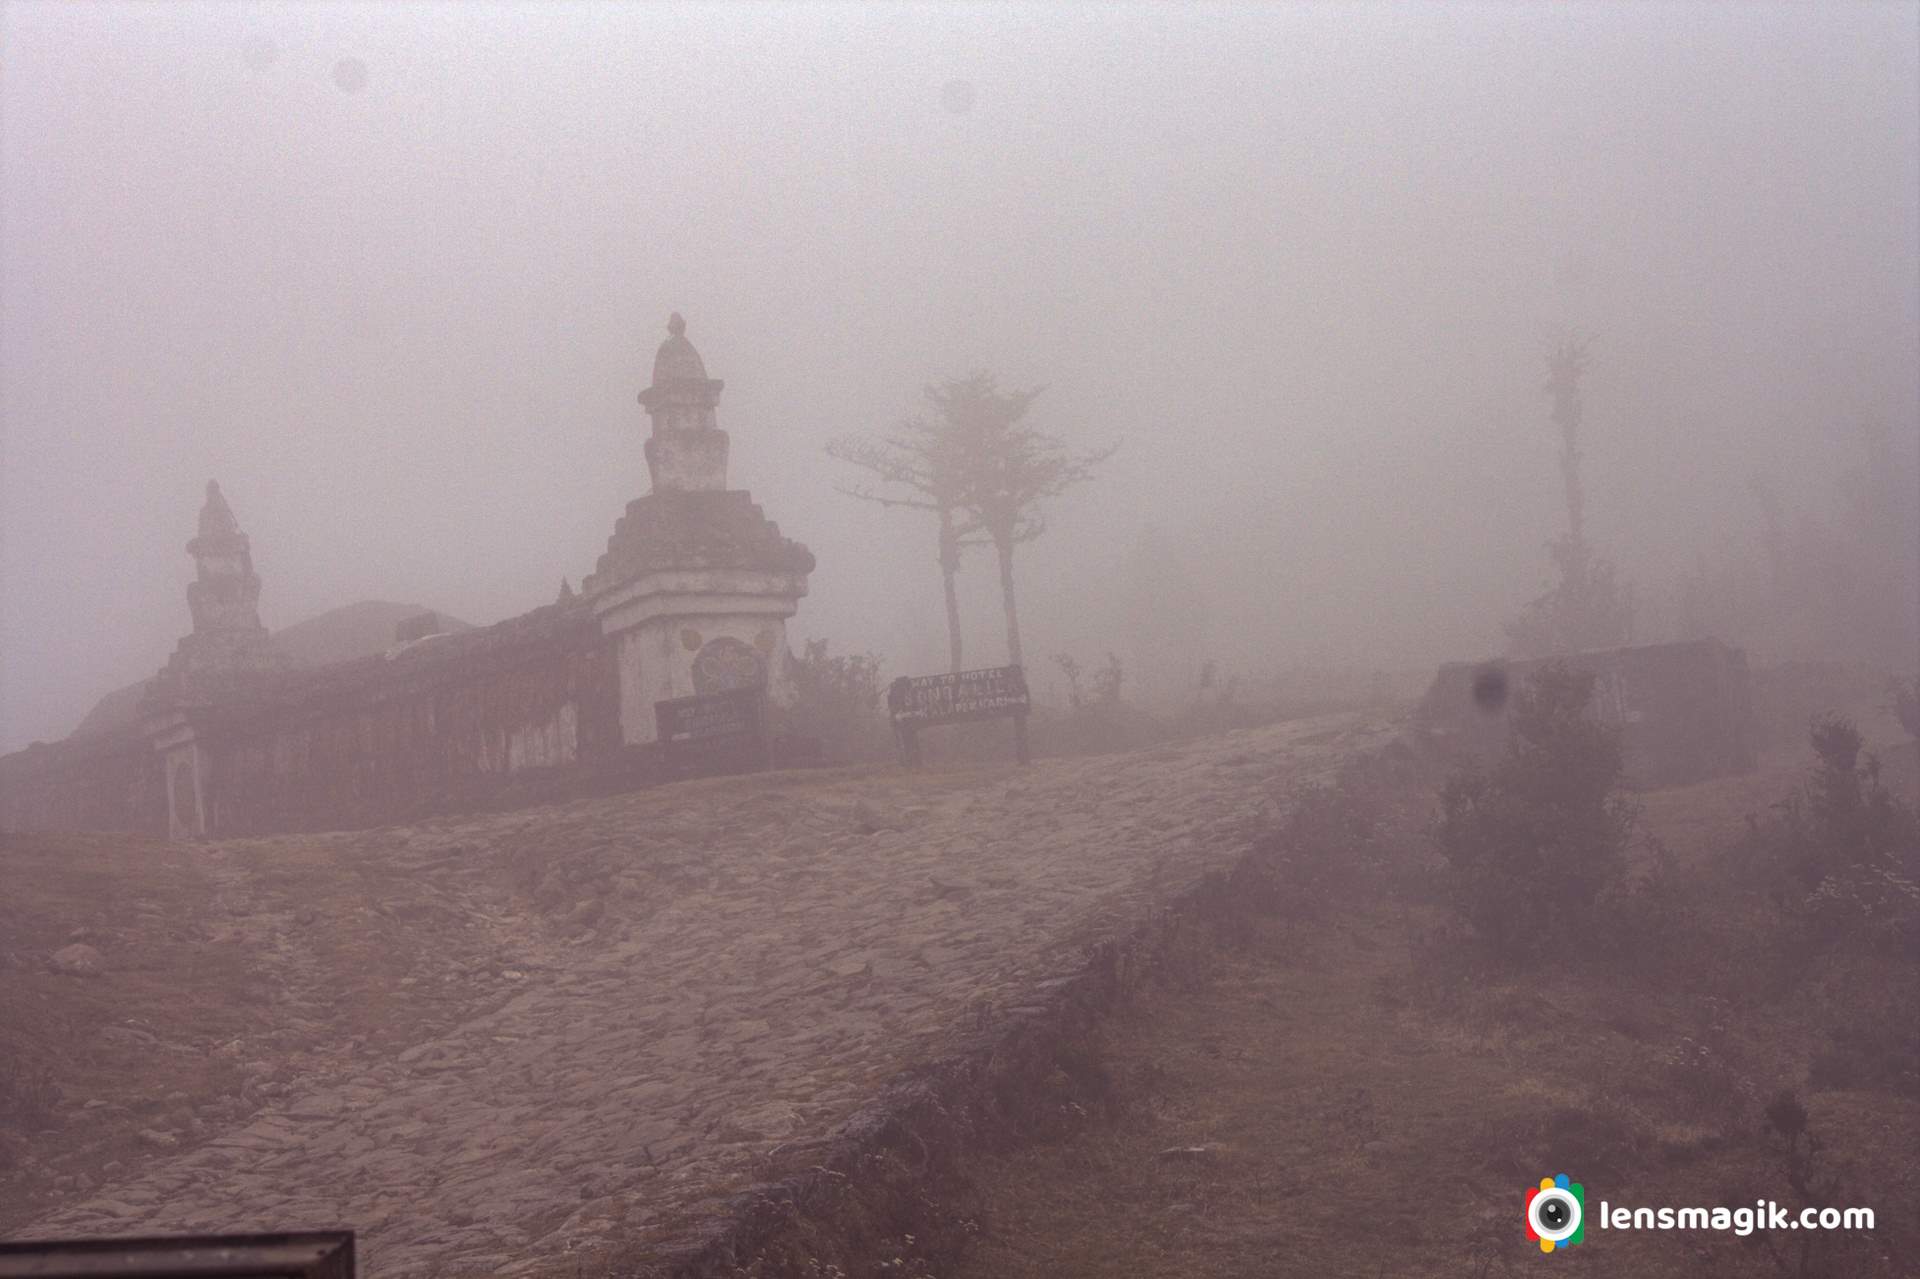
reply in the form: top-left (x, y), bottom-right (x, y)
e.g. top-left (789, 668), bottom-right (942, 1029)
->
top-left (0, 316), bottom-right (813, 838)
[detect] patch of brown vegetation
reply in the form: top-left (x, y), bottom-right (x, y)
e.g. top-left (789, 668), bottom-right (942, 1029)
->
top-left (945, 747), bottom-right (1919, 1278)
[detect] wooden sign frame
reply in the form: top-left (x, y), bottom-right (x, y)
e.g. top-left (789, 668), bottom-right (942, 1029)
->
top-left (654, 684), bottom-right (770, 780)
top-left (888, 665), bottom-right (1032, 766)
top-left (0, 1232), bottom-right (355, 1279)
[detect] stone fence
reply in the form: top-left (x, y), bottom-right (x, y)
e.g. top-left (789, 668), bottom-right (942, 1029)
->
top-left (1, 602), bottom-right (630, 839)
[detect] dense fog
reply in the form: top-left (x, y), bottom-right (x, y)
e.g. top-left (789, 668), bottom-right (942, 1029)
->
top-left (4, 0), bottom-right (1915, 751)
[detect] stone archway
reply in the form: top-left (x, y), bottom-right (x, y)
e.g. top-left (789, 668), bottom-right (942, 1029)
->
top-left (167, 753), bottom-right (202, 840)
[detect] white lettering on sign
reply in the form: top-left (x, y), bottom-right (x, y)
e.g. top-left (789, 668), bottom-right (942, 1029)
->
top-left (890, 666), bottom-right (1030, 724)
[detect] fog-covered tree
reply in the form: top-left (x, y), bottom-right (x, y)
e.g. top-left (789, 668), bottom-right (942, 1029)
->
top-left (1435, 664), bottom-right (1636, 961)
top-left (932, 372), bottom-right (1115, 670)
top-left (1507, 338), bottom-right (1634, 656)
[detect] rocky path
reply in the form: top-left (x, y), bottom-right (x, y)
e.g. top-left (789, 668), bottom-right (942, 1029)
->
top-left (9, 714), bottom-right (1392, 1276)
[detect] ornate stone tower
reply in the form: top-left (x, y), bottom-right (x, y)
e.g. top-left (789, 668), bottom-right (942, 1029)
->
top-left (149, 480), bottom-right (291, 702)
top-left (585, 316), bottom-right (814, 745)
top-left (144, 481), bottom-right (291, 839)
top-left (187, 481), bottom-right (266, 633)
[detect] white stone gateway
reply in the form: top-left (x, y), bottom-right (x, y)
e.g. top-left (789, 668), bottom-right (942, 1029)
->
top-left (584, 314), bottom-right (815, 746)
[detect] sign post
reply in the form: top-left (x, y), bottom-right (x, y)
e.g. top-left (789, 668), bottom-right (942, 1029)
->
top-left (887, 665), bottom-right (1032, 766)
top-left (654, 685), bottom-right (769, 781)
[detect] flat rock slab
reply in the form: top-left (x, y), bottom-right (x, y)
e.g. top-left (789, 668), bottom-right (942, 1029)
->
top-left (10, 713), bottom-right (1392, 1276)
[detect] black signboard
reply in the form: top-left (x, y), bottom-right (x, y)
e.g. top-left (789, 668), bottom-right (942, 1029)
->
top-left (0, 1233), bottom-right (355, 1279)
top-left (888, 665), bottom-right (1031, 765)
top-left (655, 685), bottom-right (769, 779)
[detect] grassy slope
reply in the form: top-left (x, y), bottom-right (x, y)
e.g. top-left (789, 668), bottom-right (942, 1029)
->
top-left (953, 748), bottom-right (1920, 1278)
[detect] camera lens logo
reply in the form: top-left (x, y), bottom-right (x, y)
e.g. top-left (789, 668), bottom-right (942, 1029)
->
top-left (1526, 1174), bottom-right (1585, 1253)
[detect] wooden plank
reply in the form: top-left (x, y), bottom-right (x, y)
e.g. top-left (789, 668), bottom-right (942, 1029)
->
top-left (0, 1233), bottom-right (355, 1279)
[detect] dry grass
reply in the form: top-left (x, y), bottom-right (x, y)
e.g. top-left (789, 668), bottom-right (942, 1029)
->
top-left (950, 758), bottom-right (1920, 1279)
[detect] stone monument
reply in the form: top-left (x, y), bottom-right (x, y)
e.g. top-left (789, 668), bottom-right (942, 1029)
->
top-left (145, 481), bottom-right (290, 697)
top-left (142, 481), bottom-right (292, 837)
top-left (585, 315), bottom-right (814, 746)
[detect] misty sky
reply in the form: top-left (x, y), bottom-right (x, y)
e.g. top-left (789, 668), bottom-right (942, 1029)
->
top-left (3, 1), bottom-right (1917, 751)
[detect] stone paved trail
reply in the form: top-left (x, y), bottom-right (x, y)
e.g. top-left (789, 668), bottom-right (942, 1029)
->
top-left (9, 713), bottom-right (1392, 1275)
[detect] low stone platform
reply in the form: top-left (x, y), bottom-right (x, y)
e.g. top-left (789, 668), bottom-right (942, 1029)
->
top-left (6, 712), bottom-right (1394, 1276)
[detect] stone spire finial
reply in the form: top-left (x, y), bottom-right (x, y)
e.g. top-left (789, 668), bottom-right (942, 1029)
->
top-left (184, 481), bottom-right (261, 633)
top-left (189, 480), bottom-right (249, 562)
top-left (638, 312), bottom-right (728, 493)
top-left (649, 312), bottom-right (711, 387)
top-left (198, 480), bottom-right (240, 541)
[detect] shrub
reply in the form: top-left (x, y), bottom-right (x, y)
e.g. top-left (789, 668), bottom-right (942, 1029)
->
top-left (1588, 836), bottom-right (1705, 980)
top-left (1432, 663), bottom-right (1636, 962)
top-left (1808, 1017), bottom-right (1920, 1098)
top-left (1036, 652), bottom-right (1168, 757)
top-left (1744, 1089), bottom-right (1881, 1279)
top-left (1242, 743), bottom-right (1438, 925)
top-left (1739, 714), bottom-right (1920, 957)
top-left (783, 639), bottom-right (890, 765)
top-left (1056, 651), bottom-right (1124, 713)
top-left (1658, 1032), bottom-right (1758, 1132)
top-left (1260, 776), bottom-right (1383, 922)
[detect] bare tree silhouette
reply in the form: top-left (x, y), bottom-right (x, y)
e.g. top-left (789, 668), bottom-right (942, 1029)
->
top-left (932, 372), bottom-right (1116, 670)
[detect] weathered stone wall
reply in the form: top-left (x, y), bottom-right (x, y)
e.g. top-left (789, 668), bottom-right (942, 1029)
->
top-left (0, 730), bottom-right (167, 836)
top-left (1415, 637), bottom-right (1757, 787)
top-left (0, 604), bottom-right (628, 839)
top-left (197, 606), bottom-right (625, 836)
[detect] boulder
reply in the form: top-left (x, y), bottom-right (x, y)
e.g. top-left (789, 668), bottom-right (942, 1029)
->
top-left (49, 943), bottom-right (105, 977)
